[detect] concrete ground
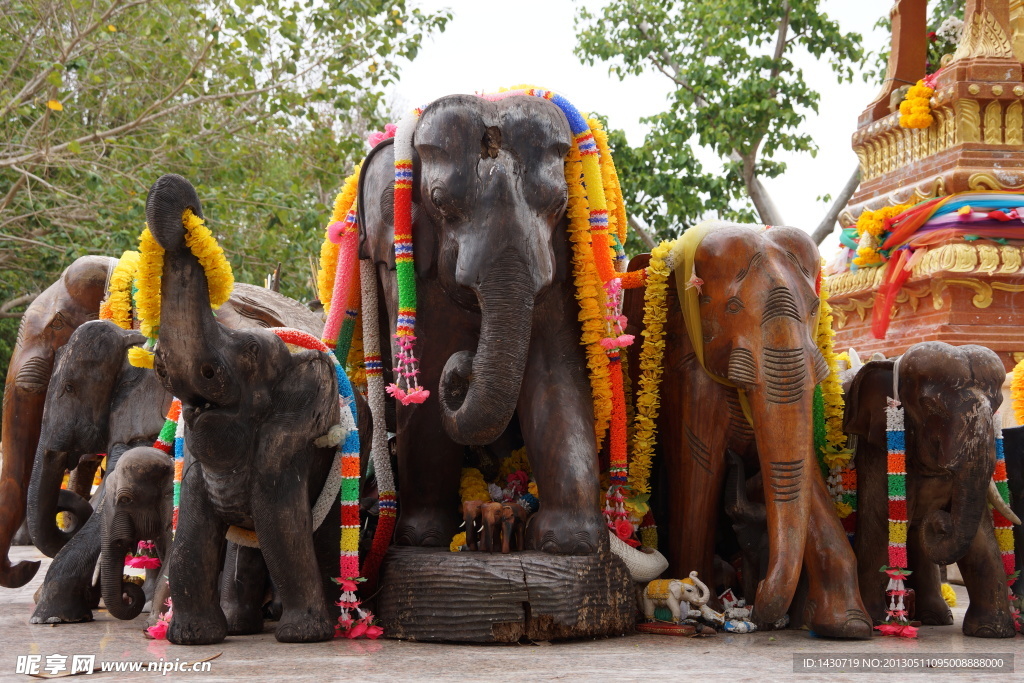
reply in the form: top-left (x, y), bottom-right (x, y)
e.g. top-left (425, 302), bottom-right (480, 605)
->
top-left (0, 547), bottom-right (1019, 682)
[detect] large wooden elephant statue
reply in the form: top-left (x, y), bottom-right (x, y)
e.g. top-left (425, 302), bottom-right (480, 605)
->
top-left (624, 223), bottom-right (871, 639)
top-left (357, 94), bottom-right (604, 554)
top-left (844, 342), bottom-right (1019, 638)
top-left (146, 174), bottom-right (344, 645)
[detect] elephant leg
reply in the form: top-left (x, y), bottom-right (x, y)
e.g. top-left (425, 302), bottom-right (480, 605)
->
top-left (907, 476), bottom-right (953, 625)
top-left (852, 440), bottom-right (890, 623)
top-left (312, 497), bottom-right (341, 623)
top-left (145, 565), bottom-right (171, 630)
top-left (30, 506), bottom-right (102, 624)
top-left (800, 474), bottom-right (872, 639)
top-left (167, 467), bottom-right (228, 646)
top-left (518, 303), bottom-right (603, 554)
top-left (958, 512), bottom-right (1016, 638)
top-left (664, 371), bottom-right (729, 586)
top-left (252, 473), bottom-right (333, 643)
top-left (220, 542), bottom-right (268, 635)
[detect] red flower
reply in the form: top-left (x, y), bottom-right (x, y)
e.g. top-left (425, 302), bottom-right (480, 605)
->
top-left (614, 519), bottom-right (634, 541)
top-left (364, 624), bottom-right (384, 639)
top-left (346, 622), bottom-right (368, 639)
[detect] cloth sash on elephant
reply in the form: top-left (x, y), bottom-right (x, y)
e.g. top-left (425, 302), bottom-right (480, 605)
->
top-left (667, 220), bottom-right (774, 427)
top-left (645, 579), bottom-right (675, 601)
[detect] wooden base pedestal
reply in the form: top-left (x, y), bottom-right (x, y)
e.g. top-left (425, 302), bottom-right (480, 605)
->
top-left (377, 546), bottom-right (635, 642)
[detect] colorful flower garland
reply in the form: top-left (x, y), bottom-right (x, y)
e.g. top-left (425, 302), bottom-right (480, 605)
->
top-left (130, 210), bottom-right (234, 368)
top-left (992, 423), bottom-right (1022, 632)
top-left (1012, 358), bottom-right (1024, 426)
top-left (852, 204), bottom-right (912, 268)
top-left (99, 250), bottom-right (140, 330)
top-left (898, 80), bottom-right (934, 130)
top-left (877, 362), bottom-right (917, 638)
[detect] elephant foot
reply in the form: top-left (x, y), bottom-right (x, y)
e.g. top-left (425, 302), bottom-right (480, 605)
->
top-left (224, 607), bottom-right (264, 636)
top-left (30, 604), bottom-right (94, 624)
top-left (167, 610), bottom-right (228, 645)
top-left (394, 510), bottom-right (452, 548)
top-left (525, 509), bottom-right (604, 555)
top-left (918, 608), bottom-right (953, 626)
top-left (963, 606), bottom-right (1016, 638)
top-left (808, 608), bottom-right (873, 640)
top-left (274, 608), bottom-right (333, 643)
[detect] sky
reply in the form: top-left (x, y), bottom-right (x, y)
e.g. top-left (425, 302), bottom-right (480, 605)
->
top-left (389, 0), bottom-right (895, 252)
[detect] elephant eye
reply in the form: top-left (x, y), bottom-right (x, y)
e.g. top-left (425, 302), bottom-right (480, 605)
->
top-left (50, 316), bottom-right (65, 331)
top-left (726, 297), bottom-right (745, 314)
top-left (808, 298), bottom-right (820, 318)
top-left (64, 383), bottom-right (74, 394)
top-left (116, 494), bottom-right (133, 506)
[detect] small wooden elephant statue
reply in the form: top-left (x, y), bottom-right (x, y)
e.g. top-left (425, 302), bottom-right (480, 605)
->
top-left (462, 500), bottom-right (529, 554)
top-left (500, 503), bottom-right (528, 554)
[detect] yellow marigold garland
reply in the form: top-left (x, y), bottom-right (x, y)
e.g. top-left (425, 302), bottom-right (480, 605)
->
top-left (565, 142), bottom-right (613, 446)
top-left (459, 468), bottom-right (491, 504)
top-left (317, 166), bottom-right (361, 313)
top-left (626, 239), bottom-right (673, 507)
top-left (853, 204), bottom-right (911, 267)
top-left (498, 447), bottom-right (531, 480)
top-left (100, 250), bottom-right (140, 330)
top-left (130, 210), bottom-right (234, 368)
top-left (816, 274), bottom-right (848, 459)
top-left (899, 80), bottom-right (934, 130)
top-left (589, 117), bottom-right (628, 248)
top-left (1012, 357), bottom-right (1024, 425)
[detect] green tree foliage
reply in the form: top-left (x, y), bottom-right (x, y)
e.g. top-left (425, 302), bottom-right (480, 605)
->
top-left (0, 0), bottom-right (448, 404)
top-left (576, 1), bottom-right (864, 250)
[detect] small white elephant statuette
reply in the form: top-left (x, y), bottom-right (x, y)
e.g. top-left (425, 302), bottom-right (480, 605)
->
top-left (639, 571), bottom-right (712, 623)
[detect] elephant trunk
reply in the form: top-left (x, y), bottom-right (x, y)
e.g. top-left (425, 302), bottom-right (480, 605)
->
top-left (439, 254), bottom-right (533, 445)
top-left (101, 515), bottom-right (145, 621)
top-left (689, 571), bottom-right (711, 605)
top-left (747, 346), bottom-right (816, 625)
top-left (27, 448), bottom-right (92, 557)
top-left (924, 409), bottom-right (995, 565)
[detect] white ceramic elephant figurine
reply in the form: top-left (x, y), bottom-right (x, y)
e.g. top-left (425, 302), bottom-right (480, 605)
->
top-left (639, 571), bottom-right (711, 623)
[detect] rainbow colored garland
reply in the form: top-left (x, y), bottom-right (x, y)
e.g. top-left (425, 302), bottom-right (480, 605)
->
top-left (993, 423), bottom-right (1022, 632)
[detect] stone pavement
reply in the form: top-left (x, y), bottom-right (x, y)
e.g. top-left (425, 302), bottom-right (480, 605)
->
top-left (0, 548), bottom-right (1018, 682)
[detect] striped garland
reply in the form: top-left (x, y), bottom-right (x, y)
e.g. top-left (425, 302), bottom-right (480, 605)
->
top-left (359, 258), bottom-right (396, 586)
top-left (992, 422), bottom-right (1021, 632)
top-left (879, 394), bottom-right (917, 638)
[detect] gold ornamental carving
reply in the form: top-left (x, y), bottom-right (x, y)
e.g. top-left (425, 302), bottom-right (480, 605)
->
top-left (1006, 100), bottom-right (1024, 145)
top-left (953, 8), bottom-right (1016, 61)
top-left (955, 99), bottom-right (982, 143)
top-left (968, 171), bottom-right (1024, 190)
top-left (984, 100), bottom-right (1003, 144)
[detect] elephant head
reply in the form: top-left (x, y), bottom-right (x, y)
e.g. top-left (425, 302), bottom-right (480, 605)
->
top-left (691, 225), bottom-right (828, 622)
top-left (844, 342), bottom-right (1011, 565)
top-left (359, 95), bottom-right (572, 446)
top-left (145, 174), bottom-right (338, 478)
top-left (26, 320), bottom-right (157, 557)
top-left (677, 571), bottom-right (711, 607)
top-left (0, 255), bottom-right (114, 587)
top-left (100, 447), bottom-right (173, 620)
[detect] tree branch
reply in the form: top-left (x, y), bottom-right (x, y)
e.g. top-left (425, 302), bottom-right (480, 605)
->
top-left (628, 215), bottom-right (657, 250)
top-left (0, 291), bottom-right (40, 318)
top-left (811, 166), bottom-right (861, 245)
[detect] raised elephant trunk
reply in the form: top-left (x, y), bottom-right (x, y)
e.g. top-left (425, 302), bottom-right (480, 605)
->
top-left (923, 405), bottom-right (995, 565)
top-left (27, 447), bottom-right (93, 557)
top-left (101, 513), bottom-right (145, 620)
top-left (439, 254), bottom-right (533, 445)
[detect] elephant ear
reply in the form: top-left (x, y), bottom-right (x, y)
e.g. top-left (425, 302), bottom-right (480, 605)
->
top-left (843, 359), bottom-right (894, 449)
top-left (268, 350), bottom-right (340, 447)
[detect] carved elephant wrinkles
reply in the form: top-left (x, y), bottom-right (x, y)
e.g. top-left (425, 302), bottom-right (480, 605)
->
top-left (358, 94), bottom-right (604, 555)
top-left (844, 342), bottom-right (1019, 638)
top-left (624, 224), bottom-right (871, 639)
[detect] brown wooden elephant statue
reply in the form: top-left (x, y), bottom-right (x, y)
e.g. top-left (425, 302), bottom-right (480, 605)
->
top-left (844, 342), bottom-right (1019, 638)
top-left (624, 223), bottom-right (871, 639)
top-left (358, 94), bottom-right (604, 555)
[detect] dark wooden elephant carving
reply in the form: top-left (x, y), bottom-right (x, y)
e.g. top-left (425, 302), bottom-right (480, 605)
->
top-left (147, 174), bottom-right (342, 645)
top-left (624, 224), bottom-right (870, 639)
top-left (358, 94), bottom-right (603, 555)
top-left (844, 342), bottom-right (1018, 638)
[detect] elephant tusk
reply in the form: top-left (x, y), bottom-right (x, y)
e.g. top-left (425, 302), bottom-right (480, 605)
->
top-left (989, 480), bottom-right (1021, 525)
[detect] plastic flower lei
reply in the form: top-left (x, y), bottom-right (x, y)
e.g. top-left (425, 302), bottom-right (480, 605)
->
top-left (130, 210), bottom-right (234, 368)
top-left (99, 250), bottom-right (140, 330)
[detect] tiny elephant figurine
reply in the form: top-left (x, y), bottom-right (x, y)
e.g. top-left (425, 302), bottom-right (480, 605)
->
top-left (478, 502), bottom-right (504, 553)
top-left (99, 447), bottom-right (174, 621)
top-left (639, 571), bottom-right (711, 623)
top-left (500, 503), bottom-right (528, 554)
